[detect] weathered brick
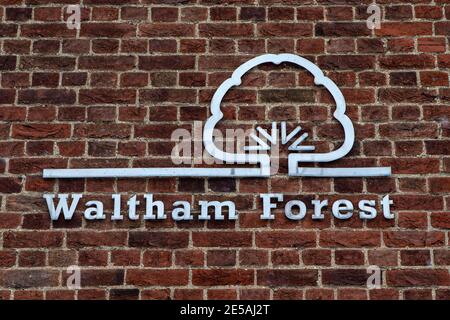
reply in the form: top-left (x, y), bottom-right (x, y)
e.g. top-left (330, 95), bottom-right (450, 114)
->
top-left (12, 124), bottom-right (70, 139)
top-left (320, 231), bottom-right (381, 248)
top-left (18, 89), bottom-right (76, 104)
top-left (387, 269), bottom-right (449, 287)
top-left (318, 55), bottom-right (375, 70)
top-left (80, 23), bottom-right (136, 37)
top-left (0, 270), bottom-right (59, 289)
top-left (384, 231), bottom-right (445, 248)
top-left (79, 56), bottom-right (135, 71)
top-left (322, 269), bottom-right (368, 286)
top-left (125, 269), bottom-right (188, 286)
top-left (0, 56), bottom-right (17, 70)
top-left (21, 24), bottom-right (75, 37)
top-left (139, 56), bottom-right (195, 70)
top-left (316, 22), bottom-right (370, 36)
top-left (258, 23), bottom-right (312, 37)
top-left (67, 231), bottom-right (127, 248)
top-left (258, 270), bottom-right (317, 286)
top-left (4, 231), bottom-right (64, 248)
top-left (193, 232), bottom-right (252, 247)
top-left (193, 269), bottom-right (254, 286)
top-left (376, 22), bottom-right (432, 36)
top-left (139, 23), bottom-right (195, 37)
top-left (79, 89), bottom-right (136, 104)
top-left (129, 232), bottom-right (189, 248)
top-left (256, 231), bottom-right (316, 248)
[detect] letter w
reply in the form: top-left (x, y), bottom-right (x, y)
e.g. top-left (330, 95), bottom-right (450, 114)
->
top-left (43, 194), bottom-right (82, 220)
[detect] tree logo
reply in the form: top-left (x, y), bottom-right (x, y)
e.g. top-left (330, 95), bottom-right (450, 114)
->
top-left (44, 53), bottom-right (391, 179)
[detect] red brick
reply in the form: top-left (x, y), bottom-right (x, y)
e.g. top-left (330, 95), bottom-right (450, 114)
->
top-left (77, 270), bottom-right (124, 287)
top-left (79, 250), bottom-right (108, 267)
top-left (130, 269), bottom-right (188, 286)
top-left (429, 178), bottom-right (450, 193)
top-left (33, 7), bottom-right (63, 21)
top-left (4, 231), bottom-right (63, 248)
top-left (193, 269), bottom-right (254, 286)
top-left (415, 6), bottom-right (443, 19)
top-left (62, 72), bottom-right (87, 86)
top-left (18, 89), bottom-right (76, 104)
top-left (12, 124), bottom-right (70, 139)
top-left (418, 38), bottom-right (446, 53)
top-left (81, 23), bottom-right (136, 37)
top-left (435, 22), bottom-right (450, 36)
top-left (318, 55), bottom-right (375, 70)
top-left (0, 56), bottom-right (17, 70)
top-left (305, 288), bottom-right (333, 300)
top-left (302, 249), bottom-right (331, 266)
top-left (420, 71), bottom-right (449, 86)
top-left (322, 269), bottom-right (368, 286)
top-left (140, 89), bottom-right (196, 103)
top-left (381, 158), bottom-right (439, 174)
top-left (434, 250), bottom-right (450, 265)
top-left (392, 195), bottom-right (443, 211)
top-left (337, 289), bottom-right (367, 300)
top-left (139, 23), bottom-right (194, 37)
top-left (139, 55), bottom-right (195, 70)
top-left (67, 231), bottom-right (127, 248)
top-left (438, 54), bottom-right (450, 68)
top-left (143, 250), bottom-right (172, 267)
top-left (79, 56), bottom-right (135, 71)
top-left (0, 270), bottom-right (59, 289)
top-left (21, 24), bottom-right (75, 37)
top-left (385, 5), bottom-right (412, 20)
top-left (387, 269), bottom-right (449, 287)
top-left (401, 250), bottom-right (431, 266)
top-left (210, 7), bottom-right (236, 21)
top-left (376, 22), bottom-right (432, 36)
top-left (368, 250), bottom-right (398, 267)
top-left (175, 250), bottom-right (204, 267)
top-left (0, 141), bottom-right (24, 156)
top-left (316, 22), bottom-right (370, 36)
top-left (404, 289), bottom-right (433, 300)
top-left (369, 289), bottom-right (399, 300)
top-left (256, 231), bottom-right (316, 248)
top-left (379, 123), bottom-right (438, 139)
top-left (387, 38), bottom-right (414, 52)
top-left (129, 232), bottom-right (189, 248)
top-left (379, 54), bottom-right (435, 69)
top-left (0, 250), bottom-right (16, 267)
top-left (5, 7), bottom-right (32, 21)
top-left (269, 7), bottom-right (294, 20)
top-left (258, 23), bottom-right (312, 37)
top-left (0, 177), bottom-right (22, 193)
top-left (297, 7), bottom-right (323, 20)
top-left (19, 250), bottom-right (46, 267)
top-left (320, 231), bottom-right (381, 248)
top-left (207, 250), bottom-right (236, 266)
top-left (384, 231), bottom-right (445, 248)
top-left (122, 7), bottom-right (148, 20)
top-left (431, 212), bottom-right (450, 229)
top-left (79, 89), bottom-right (136, 104)
top-left (193, 231), bottom-right (252, 247)
top-left (335, 250), bottom-right (365, 265)
top-left (258, 269), bottom-right (317, 286)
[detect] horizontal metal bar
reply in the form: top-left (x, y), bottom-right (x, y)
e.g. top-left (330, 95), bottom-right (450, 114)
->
top-left (290, 167), bottom-right (392, 177)
top-left (43, 168), bottom-right (268, 179)
top-left (44, 166), bottom-right (391, 178)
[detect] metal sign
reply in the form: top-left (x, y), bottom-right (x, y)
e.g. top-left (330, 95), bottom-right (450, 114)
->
top-left (43, 53), bottom-right (391, 179)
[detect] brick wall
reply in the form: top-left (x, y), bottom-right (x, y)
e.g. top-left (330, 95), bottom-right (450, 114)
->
top-left (0, 0), bottom-right (449, 300)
